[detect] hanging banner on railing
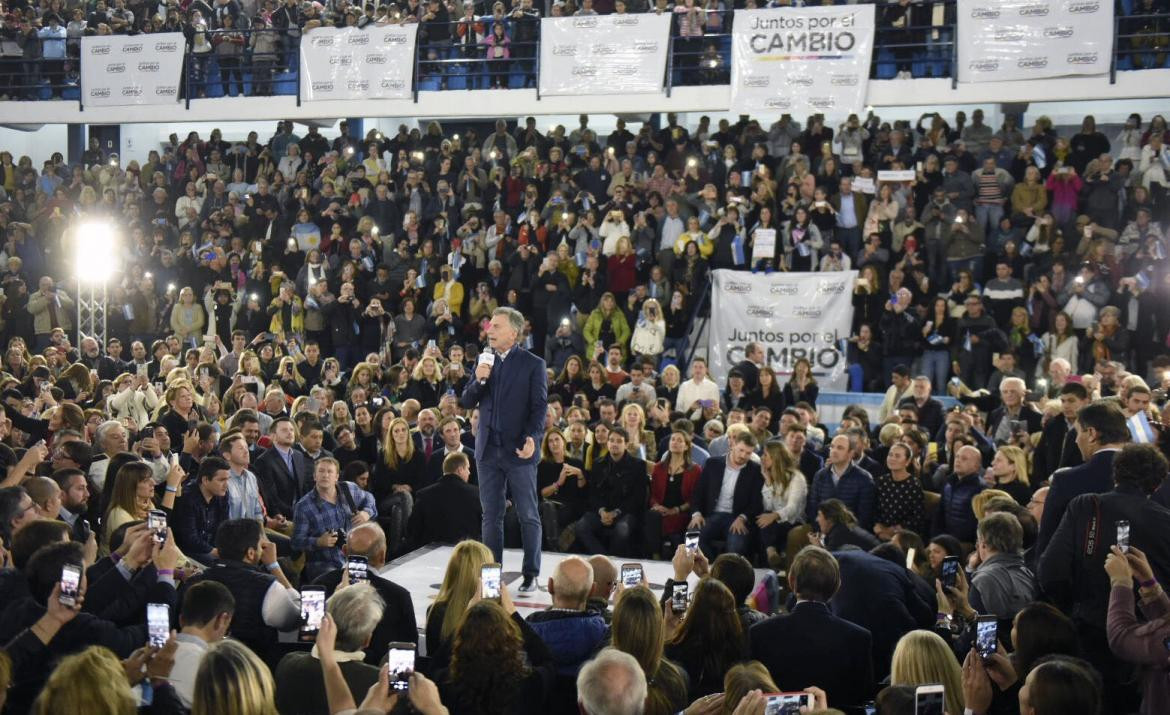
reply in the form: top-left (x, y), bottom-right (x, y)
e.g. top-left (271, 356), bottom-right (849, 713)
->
top-left (709, 270), bottom-right (857, 390)
top-left (957, 0), bottom-right (1113, 82)
top-left (300, 25), bottom-right (417, 101)
top-left (730, 6), bottom-right (874, 117)
top-left (81, 34), bottom-right (183, 107)
top-left (539, 14), bottom-right (671, 96)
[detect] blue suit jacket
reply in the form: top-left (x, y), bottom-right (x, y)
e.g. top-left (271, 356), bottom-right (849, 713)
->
top-left (459, 347), bottom-right (548, 466)
top-left (1036, 448), bottom-right (1117, 558)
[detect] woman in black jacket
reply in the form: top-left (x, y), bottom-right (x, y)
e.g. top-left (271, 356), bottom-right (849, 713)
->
top-left (814, 498), bottom-right (880, 552)
top-left (436, 596), bottom-right (555, 715)
top-left (746, 366), bottom-right (785, 433)
top-left (372, 417), bottom-right (427, 554)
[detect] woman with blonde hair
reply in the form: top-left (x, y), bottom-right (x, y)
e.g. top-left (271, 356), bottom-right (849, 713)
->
top-left (33, 645), bottom-right (144, 715)
top-left (758, 440), bottom-right (807, 569)
top-left (612, 586), bottom-right (690, 715)
top-left (630, 297), bottom-right (666, 365)
top-left (236, 350), bottom-right (266, 392)
top-left (373, 416), bottom-right (426, 554)
top-left (889, 630), bottom-right (964, 715)
top-left (406, 354), bottom-right (446, 409)
top-left (108, 372), bottom-right (162, 427)
top-left (344, 362), bottom-right (378, 402)
top-left (273, 355), bottom-right (305, 397)
top-left (56, 362), bottom-right (93, 402)
top-left (426, 539), bottom-right (494, 672)
top-left (987, 445), bottom-right (1033, 505)
top-left (170, 286), bottom-right (207, 346)
top-left (619, 403), bottom-right (657, 462)
top-left (193, 639), bottom-right (279, 715)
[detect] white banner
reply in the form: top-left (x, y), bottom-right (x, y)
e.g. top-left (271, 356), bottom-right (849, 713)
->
top-left (300, 25), bottom-right (417, 101)
top-left (709, 270), bottom-right (856, 390)
top-left (730, 6), bottom-right (874, 117)
top-left (81, 34), bottom-right (183, 107)
top-left (958, 0), bottom-right (1113, 82)
top-left (539, 14), bottom-right (671, 96)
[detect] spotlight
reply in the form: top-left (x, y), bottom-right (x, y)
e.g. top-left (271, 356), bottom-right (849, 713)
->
top-left (75, 221), bottom-right (118, 284)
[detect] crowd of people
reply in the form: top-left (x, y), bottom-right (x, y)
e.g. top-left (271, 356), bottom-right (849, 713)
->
top-left (0, 106), bottom-right (1166, 714)
top-left (3, 0), bottom-right (1168, 98)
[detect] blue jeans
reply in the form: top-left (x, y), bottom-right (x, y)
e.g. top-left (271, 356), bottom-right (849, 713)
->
top-left (921, 349), bottom-right (952, 394)
top-left (479, 447), bottom-right (541, 578)
top-left (975, 204), bottom-right (1004, 236)
top-left (699, 512), bottom-right (752, 559)
top-left (836, 225), bottom-right (862, 259)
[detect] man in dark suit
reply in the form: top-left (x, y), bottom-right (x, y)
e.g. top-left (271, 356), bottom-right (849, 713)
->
top-left (784, 426), bottom-right (823, 483)
top-left (688, 431), bottom-right (764, 558)
top-left (252, 416), bottom-right (313, 524)
top-left (750, 546), bottom-right (874, 709)
top-left (831, 549), bottom-right (935, 680)
top-left (411, 408), bottom-right (442, 477)
top-left (460, 307), bottom-right (548, 592)
top-left (806, 434), bottom-right (875, 530)
top-left (410, 452), bottom-right (482, 547)
top-left (1033, 382), bottom-right (1088, 483)
top-left (312, 522), bottom-right (418, 666)
top-left (733, 342), bottom-right (764, 393)
top-left (574, 428), bottom-right (648, 558)
top-left (1039, 443), bottom-right (1170, 715)
top-left (1036, 400), bottom-right (1130, 557)
top-left (424, 417), bottom-right (477, 487)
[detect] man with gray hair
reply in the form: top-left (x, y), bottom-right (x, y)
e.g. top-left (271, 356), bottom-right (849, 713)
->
top-left (88, 420), bottom-right (129, 490)
top-left (527, 556), bottom-right (608, 676)
top-left (274, 583), bottom-right (385, 714)
top-left (969, 512), bottom-right (1037, 622)
top-left (461, 306), bottom-right (549, 593)
top-left (577, 648), bottom-right (647, 715)
top-left (987, 375), bottom-right (1043, 445)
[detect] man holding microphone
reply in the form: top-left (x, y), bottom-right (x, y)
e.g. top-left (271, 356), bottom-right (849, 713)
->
top-left (461, 307), bottom-right (548, 592)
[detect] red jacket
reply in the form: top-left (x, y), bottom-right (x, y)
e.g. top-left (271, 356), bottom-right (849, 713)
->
top-left (649, 461), bottom-right (701, 535)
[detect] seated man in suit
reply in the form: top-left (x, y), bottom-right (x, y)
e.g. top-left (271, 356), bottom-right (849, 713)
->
top-left (688, 428), bottom-right (763, 558)
top-left (750, 546), bottom-right (875, 710)
top-left (252, 417), bottom-right (314, 526)
top-left (409, 451), bottom-right (482, 548)
top-left (425, 417), bottom-right (477, 486)
top-left (574, 427), bottom-right (648, 558)
top-left (312, 522), bottom-right (419, 665)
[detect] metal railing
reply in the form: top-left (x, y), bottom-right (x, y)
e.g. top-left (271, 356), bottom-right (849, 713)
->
top-left (182, 28), bottom-right (300, 106)
top-left (1, 3), bottom-right (1165, 104)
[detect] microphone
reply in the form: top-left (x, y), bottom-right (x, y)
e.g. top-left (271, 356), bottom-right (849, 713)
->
top-left (476, 348), bottom-right (496, 384)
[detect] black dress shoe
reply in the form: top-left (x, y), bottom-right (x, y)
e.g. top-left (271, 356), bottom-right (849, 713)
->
top-left (518, 575), bottom-right (538, 593)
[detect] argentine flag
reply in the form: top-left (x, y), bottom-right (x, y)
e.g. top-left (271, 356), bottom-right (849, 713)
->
top-left (1128, 410), bottom-right (1156, 444)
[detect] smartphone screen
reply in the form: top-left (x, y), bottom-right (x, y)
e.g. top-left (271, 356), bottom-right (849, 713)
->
top-left (941, 556), bottom-right (960, 590)
top-left (147, 602), bottom-right (170, 649)
top-left (685, 530), bottom-right (700, 552)
top-left (481, 563), bottom-right (501, 600)
top-left (347, 555), bottom-right (369, 583)
top-left (621, 563), bottom-right (643, 588)
top-left (148, 509), bottom-right (168, 544)
top-left (671, 582), bottom-right (688, 613)
top-left (915, 686), bottom-right (945, 715)
top-left (299, 586), bottom-right (326, 641)
top-left (59, 563), bottom-right (81, 607)
top-left (386, 642), bottom-right (416, 691)
top-left (763, 693), bottom-right (814, 715)
top-left (976, 616), bottom-right (997, 661)
top-left (1117, 520), bottom-right (1130, 553)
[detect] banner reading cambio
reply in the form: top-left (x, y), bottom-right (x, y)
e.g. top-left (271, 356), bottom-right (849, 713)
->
top-left (300, 25), bottom-right (417, 101)
top-left (958, 0), bottom-right (1113, 82)
top-left (81, 34), bottom-right (183, 107)
top-left (730, 6), bottom-right (874, 117)
top-left (709, 270), bottom-right (856, 390)
top-left (539, 14), bottom-right (671, 96)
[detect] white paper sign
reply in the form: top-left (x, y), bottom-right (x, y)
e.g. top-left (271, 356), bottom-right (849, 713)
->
top-left (730, 6), bottom-right (875, 117)
top-left (753, 228), bottom-right (777, 261)
top-left (957, 0), bottom-right (1113, 82)
top-left (300, 25), bottom-right (417, 101)
top-left (81, 34), bottom-right (183, 106)
top-left (877, 170), bottom-right (916, 182)
top-left (852, 176), bottom-right (875, 194)
top-left (539, 14), bottom-right (671, 96)
top-left (709, 270), bottom-right (857, 390)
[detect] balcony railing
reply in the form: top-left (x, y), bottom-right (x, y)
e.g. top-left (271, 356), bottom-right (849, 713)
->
top-left (0, 3), bottom-right (1163, 103)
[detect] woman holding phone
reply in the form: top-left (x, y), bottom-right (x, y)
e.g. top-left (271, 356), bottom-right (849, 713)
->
top-left (426, 540), bottom-right (494, 674)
